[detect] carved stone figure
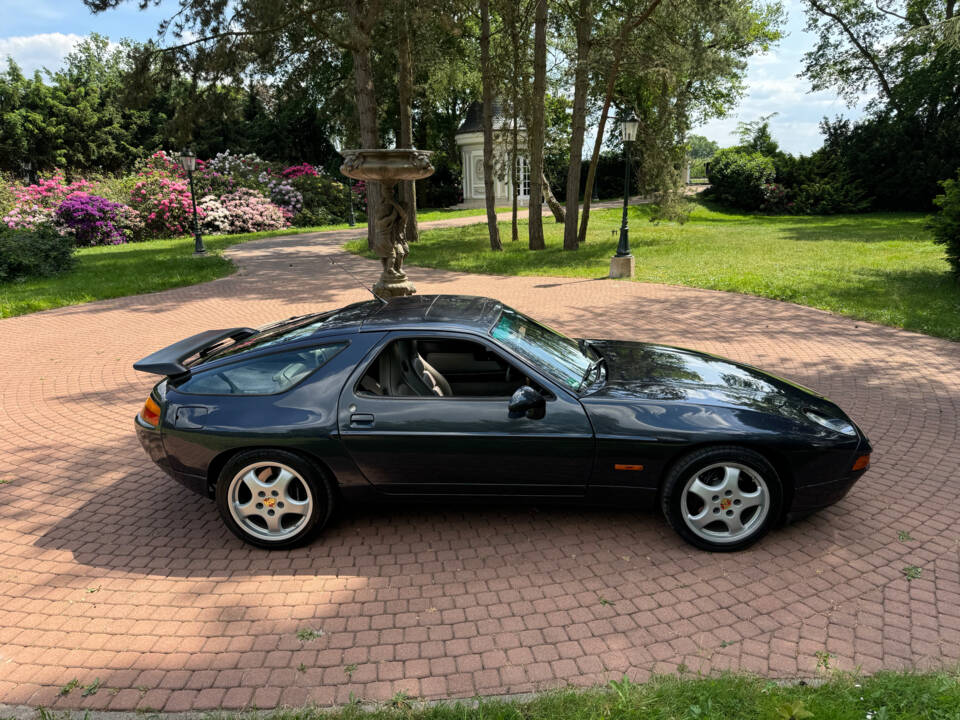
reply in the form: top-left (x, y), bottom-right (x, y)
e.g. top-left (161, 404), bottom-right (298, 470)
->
top-left (340, 149), bottom-right (434, 298)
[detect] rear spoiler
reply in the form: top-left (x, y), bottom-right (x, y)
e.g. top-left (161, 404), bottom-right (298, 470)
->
top-left (133, 327), bottom-right (257, 377)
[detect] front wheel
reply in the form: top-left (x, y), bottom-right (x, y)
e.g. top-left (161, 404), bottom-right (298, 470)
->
top-left (661, 446), bottom-right (782, 552)
top-left (216, 449), bottom-right (333, 549)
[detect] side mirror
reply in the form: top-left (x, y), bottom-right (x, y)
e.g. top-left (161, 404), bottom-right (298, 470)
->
top-left (508, 385), bottom-right (546, 419)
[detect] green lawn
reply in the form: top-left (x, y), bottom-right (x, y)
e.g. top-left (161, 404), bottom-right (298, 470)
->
top-left (0, 206), bottom-right (504, 318)
top-left (0, 225), bottom-right (350, 318)
top-left (347, 200), bottom-right (960, 341)
top-left (110, 672), bottom-right (960, 720)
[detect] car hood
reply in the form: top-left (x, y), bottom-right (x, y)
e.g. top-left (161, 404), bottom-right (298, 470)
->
top-left (584, 340), bottom-right (843, 422)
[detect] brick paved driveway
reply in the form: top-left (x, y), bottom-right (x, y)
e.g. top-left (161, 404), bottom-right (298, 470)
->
top-left (1, 220), bottom-right (959, 713)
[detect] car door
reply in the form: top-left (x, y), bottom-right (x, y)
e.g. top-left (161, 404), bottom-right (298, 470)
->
top-left (337, 330), bottom-right (594, 497)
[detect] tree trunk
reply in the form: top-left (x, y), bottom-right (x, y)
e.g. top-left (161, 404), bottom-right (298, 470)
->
top-left (578, 0), bottom-right (663, 246)
top-left (563, 0), bottom-right (592, 250)
top-left (578, 29), bottom-right (625, 246)
top-left (397, 2), bottom-right (419, 242)
top-left (528, 0), bottom-right (547, 251)
top-left (542, 171), bottom-right (564, 222)
top-left (480, 0), bottom-right (503, 251)
top-left (509, 0), bottom-right (522, 243)
top-left (511, 113), bottom-right (519, 242)
top-left (347, 1), bottom-right (381, 250)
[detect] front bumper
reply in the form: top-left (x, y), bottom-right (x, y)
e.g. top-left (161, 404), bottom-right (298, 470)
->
top-left (135, 416), bottom-right (208, 496)
top-left (789, 429), bottom-right (872, 517)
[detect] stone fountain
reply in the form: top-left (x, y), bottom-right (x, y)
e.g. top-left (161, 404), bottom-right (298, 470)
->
top-left (340, 149), bottom-right (435, 298)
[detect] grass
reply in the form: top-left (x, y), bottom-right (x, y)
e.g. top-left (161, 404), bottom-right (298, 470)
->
top-left (0, 205), bottom-right (505, 318)
top-left (417, 206), bottom-right (511, 222)
top-left (0, 226), bottom-right (332, 318)
top-left (28, 672), bottom-right (945, 720)
top-left (346, 199), bottom-right (960, 341)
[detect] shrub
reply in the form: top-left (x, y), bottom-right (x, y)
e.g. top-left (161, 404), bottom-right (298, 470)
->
top-left (129, 177), bottom-right (199, 237)
top-left (0, 224), bottom-right (76, 283)
top-left (259, 176), bottom-right (303, 218)
top-left (281, 163), bottom-right (319, 179)
top-left (197, 189), bottom-right (287, 234)
top-left (3, 172), bottom-right (94, 229)
top-left (791, 180), bottom-right (871, 215)
top-left (707, 149), bottom-right (775, 210)
top-left (0, 175), bottom-right (15, 216)
top-left (292, 174), bottom-right (351, 223)
top-left (759, 183), bottom-right (790, 213)
top-left (54, 192), bottom-right (144, 246)
top-left (928, 170), bottom-right (960, 280)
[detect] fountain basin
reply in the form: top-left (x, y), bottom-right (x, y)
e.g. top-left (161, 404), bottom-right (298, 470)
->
top-left (340, 149), bottom-right (435, 182)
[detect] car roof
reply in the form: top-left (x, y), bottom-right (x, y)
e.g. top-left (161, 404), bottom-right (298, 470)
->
top-left (358, 294), bottom-right (504, 332)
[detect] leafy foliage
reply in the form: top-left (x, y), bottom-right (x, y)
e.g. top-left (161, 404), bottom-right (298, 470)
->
top-left (799, 1), bottom-right (960, 211)
top-left (0, 224), bottom-right (76, 282)
top-left (707, 148), bottom-right (775, 210)
top-left (928, 169), bottom-right (960, 280)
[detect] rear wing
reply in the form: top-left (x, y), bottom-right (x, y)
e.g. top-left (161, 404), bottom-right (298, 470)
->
top-left (133, 327), bottom-right (256, 377)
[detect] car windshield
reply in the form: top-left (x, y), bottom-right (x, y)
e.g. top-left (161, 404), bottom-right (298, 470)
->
top-left (491, 307), bottom-right (594, 391)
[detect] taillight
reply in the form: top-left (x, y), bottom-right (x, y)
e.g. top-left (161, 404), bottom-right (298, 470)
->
top-left (852, 454), bottom-right (871, 471)
top-left (140, 396), bottom-right (161, 427)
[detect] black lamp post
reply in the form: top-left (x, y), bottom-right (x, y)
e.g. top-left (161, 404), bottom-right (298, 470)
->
top-left (347, 178), bottom-right (357, 227)
top-left (615, 111), bottom-right (640, 258)
top-left (176, 148), bottom-right (207, 256)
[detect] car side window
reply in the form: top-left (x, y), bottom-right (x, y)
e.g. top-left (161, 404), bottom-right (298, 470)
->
top-left (176, 343), bottom-right (347, 395)
top-left (358, 337), bottom-right (541, 398)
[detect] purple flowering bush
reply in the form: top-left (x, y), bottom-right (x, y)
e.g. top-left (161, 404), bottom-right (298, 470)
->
top-left (54, 192), bottom-right (145, 246)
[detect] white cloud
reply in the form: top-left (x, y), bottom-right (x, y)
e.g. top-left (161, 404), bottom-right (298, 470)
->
top-left (0, 32), bottom-right (85, 75)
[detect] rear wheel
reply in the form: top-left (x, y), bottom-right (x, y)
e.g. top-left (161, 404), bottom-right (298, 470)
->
top-left (216, 449), bottom-right (333, 549)
top-left (661, 446), bottom-right (782, 552)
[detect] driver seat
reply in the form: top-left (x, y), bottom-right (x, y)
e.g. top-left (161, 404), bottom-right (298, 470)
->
top-left (380, 340), bottom-right (452, 397)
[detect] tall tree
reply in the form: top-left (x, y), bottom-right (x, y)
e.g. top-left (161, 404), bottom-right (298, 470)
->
top-left (577, 0), bottom-right (664, 246)
top-left (562, 0), bottom-right (593, 250)
top-left (396, 0), bottom-right (419, 243)
top-left (528, 0), bottom-right (548, 250)
top-left (479, 0), bottom-right (503, 250)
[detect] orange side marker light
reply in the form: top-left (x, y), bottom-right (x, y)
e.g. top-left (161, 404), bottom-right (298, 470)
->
top-left (614, 464), bottom-right (644, 471)
top-left (852, 454), bottom-right (871, 471)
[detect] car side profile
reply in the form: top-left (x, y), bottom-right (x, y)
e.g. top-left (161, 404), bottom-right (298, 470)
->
top-left (134, 294), bottom-right (871, 552)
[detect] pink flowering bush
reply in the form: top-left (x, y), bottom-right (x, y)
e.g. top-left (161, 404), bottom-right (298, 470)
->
top-left (3, 172), bottom-right (94, 229)
top-left (128, 177), bottom-right (200, 237)
top-left (281, 163), bottom-right (319, 179)
top-left (54, 192), bottom-right (144, 246)
top-left (197, 189), bottom-right (287, 234)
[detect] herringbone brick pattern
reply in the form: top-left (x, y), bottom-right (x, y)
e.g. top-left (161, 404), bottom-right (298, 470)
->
top-left (1, 217), bottom-right (959, 711)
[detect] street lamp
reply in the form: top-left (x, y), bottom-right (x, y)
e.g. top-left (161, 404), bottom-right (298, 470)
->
top-left (331, 135), bottom-right (357, 227)
top-left (609, 111), bottom-right (639, 278)
top-left (176, 148), bottom-right (207, 256)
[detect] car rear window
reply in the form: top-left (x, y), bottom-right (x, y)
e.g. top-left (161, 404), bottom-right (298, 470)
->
top-left (197, 301), bottom-right (378, 365)
top-left (175, 344), bottom-right (347, 395)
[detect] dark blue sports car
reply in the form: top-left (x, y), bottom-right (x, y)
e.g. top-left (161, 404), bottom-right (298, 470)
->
top-left (134, 294), bottom-right (871, 552)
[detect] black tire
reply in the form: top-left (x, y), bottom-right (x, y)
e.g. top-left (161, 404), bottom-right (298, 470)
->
top-left (660, 446), bottom-right (782, 552)
top-left (216, 449), bottom-right (334, 550)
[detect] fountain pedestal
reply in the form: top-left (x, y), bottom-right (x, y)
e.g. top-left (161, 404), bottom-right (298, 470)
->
top-left (340, 149), bottom-right (435, 298)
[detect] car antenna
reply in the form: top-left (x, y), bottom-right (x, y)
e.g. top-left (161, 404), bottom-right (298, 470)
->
top-left (328, 257), bottom-right (388, 304)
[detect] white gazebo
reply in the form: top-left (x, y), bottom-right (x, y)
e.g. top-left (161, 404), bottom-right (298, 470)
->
top-left (454, 101), bottom-right (529, 209)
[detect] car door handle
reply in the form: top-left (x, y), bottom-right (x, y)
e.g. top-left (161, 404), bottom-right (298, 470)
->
top-left (350, 413), bottom-right (375, 426)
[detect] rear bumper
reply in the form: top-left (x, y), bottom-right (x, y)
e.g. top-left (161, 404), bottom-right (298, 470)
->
top-left (135, 416), bottom-right (208, 497)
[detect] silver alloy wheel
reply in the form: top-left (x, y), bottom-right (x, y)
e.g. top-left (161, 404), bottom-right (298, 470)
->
top-left (227, 461), bottom-right (313, 542)
top-left (680, 462), bottom-right (769, 545)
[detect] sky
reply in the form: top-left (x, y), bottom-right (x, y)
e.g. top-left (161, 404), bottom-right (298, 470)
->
top-left (0, 0), bottom-right (868, 156)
